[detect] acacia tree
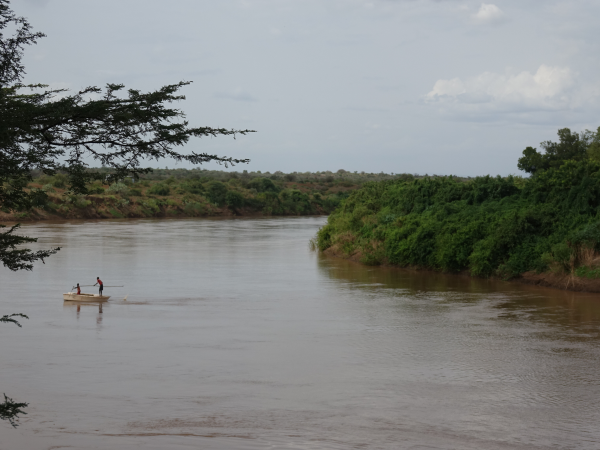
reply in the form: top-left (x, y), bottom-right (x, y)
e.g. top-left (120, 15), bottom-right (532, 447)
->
top-left (0, 0), bottom-right (253, 426)
top-left (517, 127), bottom-right (597, 174)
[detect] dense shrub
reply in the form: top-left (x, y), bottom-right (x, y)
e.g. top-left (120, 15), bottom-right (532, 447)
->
top-left (247, 177), bottom-right (279, 193)
top-left (69, 195), bottom-right (92, 209)
top-left (206, 181), bottom-right (228, 206)
top-left (50, 174), bottom-right (68, 188)
top-left (181, 179), bottom-right (205, 195)
top-left (147, 183), bottom-right (170, 196)
top-left (108, 182), bottom-right (129, 195)
top-left (279, 189), bottom-right (313, 214)
top-left (88, 184), bottom-right (105, 194)
top-left (225, 190), bottom-right (244, 209)
top-left (183, 201), bottom-right (206, 216)
top-left (317, 160), bottom-right (600, 278)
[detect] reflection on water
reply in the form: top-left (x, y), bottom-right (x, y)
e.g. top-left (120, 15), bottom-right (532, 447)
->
top-left (64, 301), bottom-right (105, 314)
top-left (1, 217), bottom-right (600, 450)
top-left (320, 256), bottom-right (600, 334)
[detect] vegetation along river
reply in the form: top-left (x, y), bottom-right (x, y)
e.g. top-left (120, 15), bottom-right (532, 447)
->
top-left (2, 216), bottom-right (600, 450)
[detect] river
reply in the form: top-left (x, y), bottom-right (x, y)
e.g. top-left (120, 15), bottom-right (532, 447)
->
top-left (1, 217), bottom-right (600, 449)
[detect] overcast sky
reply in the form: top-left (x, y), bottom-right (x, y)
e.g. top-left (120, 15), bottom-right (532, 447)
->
top-left (18, 0), bottom-right (600, 175)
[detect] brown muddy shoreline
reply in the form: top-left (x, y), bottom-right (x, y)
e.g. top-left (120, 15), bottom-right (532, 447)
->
top-left (323, 247), bottom-right (600, 295)
top-left (0, 205), bottom-right (303, 223)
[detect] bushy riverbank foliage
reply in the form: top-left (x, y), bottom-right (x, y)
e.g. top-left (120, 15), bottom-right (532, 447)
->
top-left (317, 127), bottom-right (600, 279)
top-left (3, 169), bottom-right (416, 221)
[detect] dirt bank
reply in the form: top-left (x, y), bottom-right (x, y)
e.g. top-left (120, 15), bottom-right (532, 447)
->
top-left (516, 271), bottom-right (600, 293)
top-left (0, 204), bottom-right (262, 222)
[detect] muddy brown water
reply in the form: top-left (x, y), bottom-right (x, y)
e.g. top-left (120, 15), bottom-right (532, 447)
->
top-left (1, 217), bottom-right (600, 449)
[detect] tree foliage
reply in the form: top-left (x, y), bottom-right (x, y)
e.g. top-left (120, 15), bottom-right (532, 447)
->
top-left (318, 126), bottom-right (600, 279)
top-left (0, 394), bottom-right (28, 428)
top-left (517, 127), bottom-right (598, 174)
top-left (0, 224), bottom-right (58, 271)
top-left (0, 313), bottom-right (28, 327)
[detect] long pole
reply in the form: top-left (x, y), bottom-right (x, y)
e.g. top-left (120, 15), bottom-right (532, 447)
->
top-left (72, 285), bottom-right (125, 287)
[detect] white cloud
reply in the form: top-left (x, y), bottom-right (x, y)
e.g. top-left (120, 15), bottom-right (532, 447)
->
top-left (427, 65), bottom-right (577, 110)
top-left (428, 77), bottom-right (466, 97)
top-left (472, 3), bottom-right (507, 25)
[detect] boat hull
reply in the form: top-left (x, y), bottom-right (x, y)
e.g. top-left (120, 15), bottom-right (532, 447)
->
top-left (63, 293), bottom-right (110, 302)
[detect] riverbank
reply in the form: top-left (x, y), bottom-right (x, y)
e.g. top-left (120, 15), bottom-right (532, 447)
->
top-left (1, 170), bottom-right (363, 222)
top-left (0, 195), bottom-right (295, 222)
top-left (322, 246), bottom-right (600, 293)
top-left (4, 169), bottom-right (471, 223)
top-left (316, 153), bottom-right (600, 294)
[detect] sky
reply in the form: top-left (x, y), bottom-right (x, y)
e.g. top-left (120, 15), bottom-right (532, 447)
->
top-left (17, 0), bottom-right (600, 176)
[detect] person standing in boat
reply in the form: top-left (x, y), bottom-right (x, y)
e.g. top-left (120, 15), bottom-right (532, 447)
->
top-left (76, 283), bottom-right (81, 295)
top-left (94, 277), bottom-right (104, 296)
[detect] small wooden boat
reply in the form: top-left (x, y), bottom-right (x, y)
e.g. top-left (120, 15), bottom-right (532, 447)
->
top-left (63, 292), bottom-right (110, 302)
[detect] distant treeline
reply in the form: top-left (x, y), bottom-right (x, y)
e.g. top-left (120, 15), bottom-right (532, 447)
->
top-left (316, 126), bottom-right (600, 284)
top-left (10, 169), bottom-right (436, 221)
top-left (28, 167), bottom-right (468, 184)
top-left (136, 168), bottom-right (474, 183)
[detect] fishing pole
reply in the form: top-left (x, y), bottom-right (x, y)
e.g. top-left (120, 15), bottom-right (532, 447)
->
top-left (71, 284), bottom-right (125, 289)
top-left (72, 285), bottom-right (124, 287)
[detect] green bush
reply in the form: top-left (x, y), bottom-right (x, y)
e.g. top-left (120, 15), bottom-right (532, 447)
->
top-left (29, 189), bottom-right (49, 207)
top-left (87, 182), bottom-right (105, 194)
top-left (248, 177), bottom-right (279, 193)
top-left (225, 190), bottom-right (244, 209)
top-left (181, 179), bottom-right (205, 195)
top-left (183, 201), bottom-right (206, 216)
top-left (88, 186), bottom-right (105, 194)
top-left (70, 195), bottom-right (91, 209)
top-left (35, 175), bottom-right (52, 185)
top-left (108, 182), bottom-right (129, 195)
top-left (317, 158), bottom-right (600, 278)
top-left (206, 181), bottom-right (228, 206)
top-left (141, 198), bottom-right (160, 214)
top-left (51, 174), bottom-right (69, 189)
top-left (147, 183), bottom-right (170, 196)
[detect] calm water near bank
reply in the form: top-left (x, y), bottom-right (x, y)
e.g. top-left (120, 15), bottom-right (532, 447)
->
top-left (2, 217), bottom-right (600, 449)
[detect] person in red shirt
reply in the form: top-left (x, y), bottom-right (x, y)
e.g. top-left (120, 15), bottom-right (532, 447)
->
top-left (76, 283), bottom-right (81, 295)
top-left (94, 277), bottom-right (104, 296)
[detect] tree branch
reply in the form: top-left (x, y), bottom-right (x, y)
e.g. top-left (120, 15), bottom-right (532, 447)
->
top-left (0, 394), bottom-right (28, 428)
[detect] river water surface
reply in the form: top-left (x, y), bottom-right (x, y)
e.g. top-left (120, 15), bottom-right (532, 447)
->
top-left (1, 217), bottom-right (600, 449)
